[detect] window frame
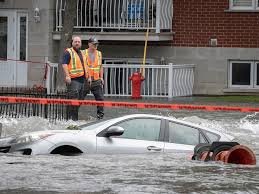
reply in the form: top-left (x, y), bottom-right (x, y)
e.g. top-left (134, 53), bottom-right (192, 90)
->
top-left (257, 0), bottom-right (259, 9)
top-left (165, 120), bottom-right (209, 145)
top-left (229, 0), bottom-right (257, 10)
top-left (229, 61), bottom-right (254, 88)
top-left (97, 117), bottom-right (166, 142)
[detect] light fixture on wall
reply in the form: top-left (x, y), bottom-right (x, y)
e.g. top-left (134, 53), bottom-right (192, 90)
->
top-left (34, 7), bottom-right (40, 23)
top-left (210, 37), bottom-right (218, 47)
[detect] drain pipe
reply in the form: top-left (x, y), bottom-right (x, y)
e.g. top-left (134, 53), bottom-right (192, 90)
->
top-left (192, 142), bottom-right (256, 165)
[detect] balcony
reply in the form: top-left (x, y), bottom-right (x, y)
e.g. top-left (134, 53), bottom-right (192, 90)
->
top-left (53, 0), bottom-right (173, 41)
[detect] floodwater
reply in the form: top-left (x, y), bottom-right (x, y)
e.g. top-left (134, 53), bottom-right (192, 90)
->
top-left (0, 110), bottom-right (259, 194)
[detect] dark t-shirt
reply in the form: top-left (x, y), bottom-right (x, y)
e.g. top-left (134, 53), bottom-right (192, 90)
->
top-left (63, 48), bottom-right (85, 81)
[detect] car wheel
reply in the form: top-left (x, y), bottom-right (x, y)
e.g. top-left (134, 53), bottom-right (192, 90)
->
top-left (50, 145), bottom-right (83, 156)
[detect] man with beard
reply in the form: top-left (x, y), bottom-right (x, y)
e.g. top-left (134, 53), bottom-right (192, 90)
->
top-left (62, 36), bottom-right (89, 120)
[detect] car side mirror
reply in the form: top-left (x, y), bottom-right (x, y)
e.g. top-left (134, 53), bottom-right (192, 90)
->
top-left (106, 126), bottom-right (124, 137)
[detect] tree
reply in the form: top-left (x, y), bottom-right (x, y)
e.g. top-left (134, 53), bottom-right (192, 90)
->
top-left (56, 0), bottom-right (77, 90)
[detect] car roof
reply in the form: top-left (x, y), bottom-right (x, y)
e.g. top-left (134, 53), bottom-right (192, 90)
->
top-left (86, 113), bottom-right (227, 136)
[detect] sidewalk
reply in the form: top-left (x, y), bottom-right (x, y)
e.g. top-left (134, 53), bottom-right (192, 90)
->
top-left (78, 95), bottom-right (259, 120)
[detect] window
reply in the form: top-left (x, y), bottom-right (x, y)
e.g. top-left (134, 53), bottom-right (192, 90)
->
top-left (229, 61), bottom-right (259, 88)
top-left (204, 131), bottom-right (220, 142)
top-left (19, 16), bottom-right (27, 61)
top-left (168, 122), bottom-right (207, 145)
top-left (256, 63), bottom-right (259, 86)
top-left (230, 0), bottom-right (258, 10)
top-left (232, 62), bottom-right (251, 85)
top-left (0, 17), bottom-right (7, 59)
top-left (116, 118), bottom-right (161, 141)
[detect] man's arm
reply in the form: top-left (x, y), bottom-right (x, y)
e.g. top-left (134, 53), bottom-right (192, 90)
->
top-left (62, 51), bottom-right (71, 84)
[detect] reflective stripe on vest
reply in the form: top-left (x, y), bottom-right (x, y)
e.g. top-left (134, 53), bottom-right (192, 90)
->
top-left (66, 48), bottom-right (87, 79)
top-left (85, 49), bottom-right (102, 80)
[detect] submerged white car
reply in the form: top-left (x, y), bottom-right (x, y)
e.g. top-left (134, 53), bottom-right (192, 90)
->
top-left (0, 114), bottom-right (234, 155)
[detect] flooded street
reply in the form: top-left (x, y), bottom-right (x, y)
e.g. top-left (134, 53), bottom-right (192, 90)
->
top-left (0, 110), bottom-right (259, 194)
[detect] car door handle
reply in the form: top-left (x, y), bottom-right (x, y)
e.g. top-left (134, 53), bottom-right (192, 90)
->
top-left (147, 146), bottom-right (162, 152)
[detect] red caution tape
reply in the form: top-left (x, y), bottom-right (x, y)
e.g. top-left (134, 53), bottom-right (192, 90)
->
top-left (0, 96), bottom-right (259, 113)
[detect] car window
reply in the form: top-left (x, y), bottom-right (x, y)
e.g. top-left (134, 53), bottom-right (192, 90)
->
top-left (169, 122), bottom-right (206, 145)
top-left (204, 131), bottom-right (220, 142)
top-left (115, 118), bottom-right (161, 141)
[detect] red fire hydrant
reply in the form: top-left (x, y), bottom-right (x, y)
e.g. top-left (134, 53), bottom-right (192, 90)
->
top-left (129, 72), bottom-right (145, 99)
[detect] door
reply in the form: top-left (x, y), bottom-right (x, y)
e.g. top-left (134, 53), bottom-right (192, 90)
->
top-left (0, 10), bottom-right (28, 87)
top-left (0, 11), bottom-right (16, 86)
top-left (96, 118), bottom-right (165, 154)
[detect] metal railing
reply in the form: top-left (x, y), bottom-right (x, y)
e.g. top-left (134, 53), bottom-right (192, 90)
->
top-left (103, 63), bottom-right (194, 98)
top-left (47, 63), bottom-right (194, 98)
top-left (0, 64), bottom-right (194, 120)
top-left (56, 0), bottom-right (172, 33)
top-left (0, 87), bottom-right (68, 121)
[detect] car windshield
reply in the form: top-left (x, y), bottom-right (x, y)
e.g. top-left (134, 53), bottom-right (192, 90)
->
top-left (80, 118), bottom-right (115, 131)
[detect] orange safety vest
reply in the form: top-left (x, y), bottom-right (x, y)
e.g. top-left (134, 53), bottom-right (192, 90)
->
top-left (83, 49), bottom-right (102, 80)
top-left (66, 48), bottom-right (88, 79)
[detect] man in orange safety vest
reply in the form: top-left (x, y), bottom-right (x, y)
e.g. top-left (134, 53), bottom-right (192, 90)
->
top-left (62, 36), bottom-right (89, 120)
top-left (83, 37), bottom-right (104, 119)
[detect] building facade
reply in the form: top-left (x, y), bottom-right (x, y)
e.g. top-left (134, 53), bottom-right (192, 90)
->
top-left (0, 0), bottom-right (258, 95)
top-left (0, 0), bottom-right (55, 87)
top-left (172, 0), bottom-right (259, 94)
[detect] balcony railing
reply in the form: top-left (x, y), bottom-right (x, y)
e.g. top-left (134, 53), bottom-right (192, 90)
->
top-left (46, 63), bottom-right (194, 98)
top-left (56, 0), bottom-right (172, 33)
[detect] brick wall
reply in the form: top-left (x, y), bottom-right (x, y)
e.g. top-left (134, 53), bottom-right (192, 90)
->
top-left (173, 0), bottom-right (259, 48)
